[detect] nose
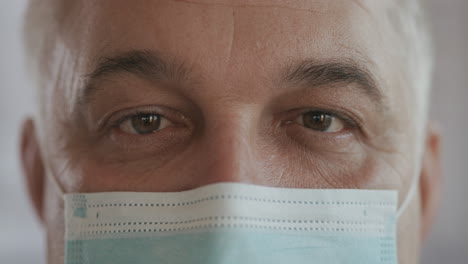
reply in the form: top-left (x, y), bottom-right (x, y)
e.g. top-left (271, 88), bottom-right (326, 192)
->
top-left (188, 111), bottom-right (270, 189)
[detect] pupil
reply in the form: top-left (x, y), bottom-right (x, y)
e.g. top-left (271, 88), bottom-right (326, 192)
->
top-left (131, 114), bottom-right (161, 134)
top-left (303, 112), bottom-right (332, 131)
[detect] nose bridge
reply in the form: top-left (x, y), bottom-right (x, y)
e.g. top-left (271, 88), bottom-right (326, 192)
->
top-left (198, 111), bottom-right (263, 186)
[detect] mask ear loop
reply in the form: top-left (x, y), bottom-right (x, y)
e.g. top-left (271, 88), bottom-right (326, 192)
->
top-left (44, 161), bottom-right (65, 199)
top-left (396, 127), bottom-right (426, 219)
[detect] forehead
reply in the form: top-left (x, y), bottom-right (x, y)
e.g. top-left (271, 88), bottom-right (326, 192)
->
top-left (70, 0), bottom-right (397, 77)
top-left (51, 0), bottom-right (409, 115)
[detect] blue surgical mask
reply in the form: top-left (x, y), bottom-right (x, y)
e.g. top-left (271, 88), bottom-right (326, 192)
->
top-left (61, 182), bottom-right (403, 264)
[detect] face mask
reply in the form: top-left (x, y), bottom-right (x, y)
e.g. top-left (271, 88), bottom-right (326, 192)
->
top-left (60, 182), bottom-right (404, 264)
top-left (53, 131), bottom-right (424, 264)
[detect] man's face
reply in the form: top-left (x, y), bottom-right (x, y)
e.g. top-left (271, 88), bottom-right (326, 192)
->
top-left (21, 0), bottom-right (441, 263)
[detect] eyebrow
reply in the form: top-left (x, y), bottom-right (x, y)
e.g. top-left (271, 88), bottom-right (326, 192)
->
top-left (80, 50), bottom-right (191, 104)
top-left (81, 50), bottom-right (385, 109)
top-left (283, 59), bottom-right (385, 107)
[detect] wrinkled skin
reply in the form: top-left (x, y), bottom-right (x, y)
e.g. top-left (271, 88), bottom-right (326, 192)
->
top-left (20, 1), bottom-right (441, 263)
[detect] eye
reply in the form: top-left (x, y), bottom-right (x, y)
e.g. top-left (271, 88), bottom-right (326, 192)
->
top-left (118, 113), bottom-right (173, 135)
top-left (295, 111), bottom-right (345, 132)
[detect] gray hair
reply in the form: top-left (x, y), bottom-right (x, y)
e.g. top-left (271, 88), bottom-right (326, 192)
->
top-left (391, 0), bottom-right (434, 137)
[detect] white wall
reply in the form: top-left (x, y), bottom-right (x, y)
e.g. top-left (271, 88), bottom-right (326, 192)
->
top-left (0, 1), bottom-right (45, 264)
top-left (421, 1), bottom-right (468, 263)
top-left (0, 1), bottom-right (466, 263)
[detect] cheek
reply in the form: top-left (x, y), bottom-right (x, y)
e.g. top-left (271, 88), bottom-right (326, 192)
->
top-left (260, 129), bottom-right (407, 190)
top-left (71, 142), bottom-right (394, 193)
top-left (64, 115), bottom-right (406, 193)
top-left (252, 133), bottom-right (377, 189)
top-left (67, 155), bottom-right (180, 193)
top-left (264, 149), bottom-right (365, 189)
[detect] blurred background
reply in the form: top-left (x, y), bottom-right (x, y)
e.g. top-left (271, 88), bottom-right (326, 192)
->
top-left (0, 1), bottom-right (467, 263)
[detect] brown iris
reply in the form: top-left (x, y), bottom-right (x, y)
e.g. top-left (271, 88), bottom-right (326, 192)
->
top-left (302, 111), bottom-right (333, 132)
top-left (130, 114), bottom-right (161, 134)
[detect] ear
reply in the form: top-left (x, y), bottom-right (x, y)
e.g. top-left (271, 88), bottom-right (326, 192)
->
top-left (419, 122), bottom-right (442, 241)
top-left (20, 118), bottom-right (45, 223)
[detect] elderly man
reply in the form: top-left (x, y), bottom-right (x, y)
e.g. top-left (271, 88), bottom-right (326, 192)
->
top-left (20, 0), bottom-right (441, 263)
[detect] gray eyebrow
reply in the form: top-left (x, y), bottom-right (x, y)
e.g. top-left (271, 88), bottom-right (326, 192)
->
top-left (283, 59), bottom-right (385, 108)
top-left (80, 50), bottom-right (191, 104)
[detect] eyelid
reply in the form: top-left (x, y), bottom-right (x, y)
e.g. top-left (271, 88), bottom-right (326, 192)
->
top-left (294, 112), bottom-right (342, 131)
top-left (111, 111), bottom-right (165, 129)
top-left (284, 108), bottom-right (360, 130)
top-left (96, 105), bottom-right (185, 134)
top-left (117, 113), bottom-right (174, 135)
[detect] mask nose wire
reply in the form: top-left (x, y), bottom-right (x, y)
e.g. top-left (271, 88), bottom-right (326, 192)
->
top-left (396, 127), bottom-right (426, 219)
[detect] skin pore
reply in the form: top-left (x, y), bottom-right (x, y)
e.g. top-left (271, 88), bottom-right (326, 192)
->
top-left (20, 1), bottom-right (441, 263)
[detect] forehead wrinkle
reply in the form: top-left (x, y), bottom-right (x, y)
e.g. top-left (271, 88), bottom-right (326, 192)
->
top-left (169, 0), bottom-right (325, 14)
top-left (349, 0), bottom-right (396, 28)
top-left (350, 0), bottom-right (371, 15)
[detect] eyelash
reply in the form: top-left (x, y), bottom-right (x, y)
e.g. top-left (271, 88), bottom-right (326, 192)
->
top-left (110, 111), bottom-right (165, 130)
top-left (286, 108), bottom-right (360, 129)
top-left (95, 105), bottom-right (176, 136)
top-left (104, 107), bottom-right (362, 137)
